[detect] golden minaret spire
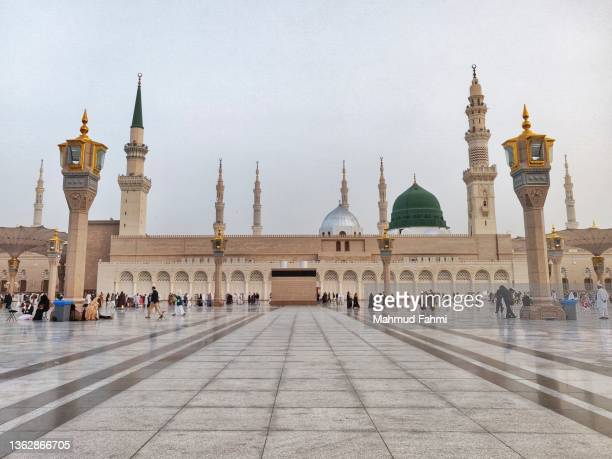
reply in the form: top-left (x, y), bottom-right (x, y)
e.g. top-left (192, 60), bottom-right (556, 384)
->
top-left (377, 157), bottom-right (388, 235)
top-left (564, 154), bottom-right (578, 229)
top-left (32, 160), bottom-right (44, 226)
top-left (340, 160), bottom-right (349, 209)
top-left (252, 161), bottom-right (262, 236)
top-left (214, 158), bottom-right (225, 234)
top-left (463, 64), bottom-right (497, 235)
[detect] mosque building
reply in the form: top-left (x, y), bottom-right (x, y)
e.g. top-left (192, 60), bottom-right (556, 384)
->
top-left (1, 69), bottom-right (611, 300)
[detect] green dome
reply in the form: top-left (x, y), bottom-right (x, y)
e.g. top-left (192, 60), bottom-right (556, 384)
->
top-left (389, 182), bottom-right (448, 230)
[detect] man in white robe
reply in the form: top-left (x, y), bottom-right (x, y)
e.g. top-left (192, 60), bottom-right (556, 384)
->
top-left (596, 284), bottom-right (609, 320)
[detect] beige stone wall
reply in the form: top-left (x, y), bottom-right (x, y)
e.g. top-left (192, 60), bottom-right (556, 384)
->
top-left (92, 232), bottom-right (523, 301)
top-left (108, 233), bottom-right (514, 262)
top-left (84, 220), bottom-right (120, 292)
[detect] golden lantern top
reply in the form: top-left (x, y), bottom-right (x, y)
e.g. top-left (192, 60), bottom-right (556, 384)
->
top-left (212, 227), bottom-right (226, 252)
top-left (47, 229), bottom-right (63, 254)
top-left (58, 110), bottom-right (108, 176)
top-left (546, 225), bottom-right (564, 251)
top-left (547, 225), bottom-right (560, 239)
top-left (377, 223), bottom-right (394, 251)
top-left (502, 105), bottom-right (555, 172)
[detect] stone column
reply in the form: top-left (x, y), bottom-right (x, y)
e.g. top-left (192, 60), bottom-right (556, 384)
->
top-left (552, 260), bottom-right (563, 297)
top-left (523, 207), bottom-right (551, 300)
top-left (381, 252), bottom-right (392, 296)
top-left (63, 191), bottom-right (95, 317)
top-left (213, 253), bottom-right (224, 306)
top-left (7, 256), bottom-right (19, 296)
top-left (47, 253), bottom-right (60, 299)
top-left (517, 200), bottom-right (563, 319)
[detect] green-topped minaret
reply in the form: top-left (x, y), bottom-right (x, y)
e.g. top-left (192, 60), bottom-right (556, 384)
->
top-left (131, 73), bottom-right (144, 129)
top-left (118, 73), bottom-right (151, 236)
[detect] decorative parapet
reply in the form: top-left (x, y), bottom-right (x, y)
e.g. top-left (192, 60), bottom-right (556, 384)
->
top-left (117, 174), bottom-right (152, 192)
top-left (111, 233), bottom-right (473, 240)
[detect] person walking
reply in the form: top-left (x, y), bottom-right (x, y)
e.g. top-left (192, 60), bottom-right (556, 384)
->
top-left (146, 286), bottom-right (164, 319)
top-left (353, 293), bottom-right (360, 309)
top-left (596, 284), bottom-right (609, 319)
top-left (3, 292), bottom-right (13, 310)
top-left (500, 285), bottom-right (516, 318)
top-left (173, 294), bottom-right (185, 317)
top-left (494, 286), bottom-right (504, 315)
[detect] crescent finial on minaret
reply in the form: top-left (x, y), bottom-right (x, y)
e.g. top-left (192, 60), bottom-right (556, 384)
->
top-left (472, 64), bottom-right (477, 79)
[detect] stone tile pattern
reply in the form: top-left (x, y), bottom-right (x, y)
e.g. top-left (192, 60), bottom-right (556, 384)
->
top-left (3, 306), bottom-right (612, 458)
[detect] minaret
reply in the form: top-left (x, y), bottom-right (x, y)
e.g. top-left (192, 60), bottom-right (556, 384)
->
top-left (462, 65), bottom-right (497, 235)
top-left (213, 159), bottom-right (225, 234)
top-left (252, 161), bottom-right (263, 235)
top-left (377, 157), bottom-right (388, 235)
top-left (32, 160), bottom-right (44, 226)
top-left (340, 160), bottom-right (349, 209)
top-left (564, 155), bottom-right (578, 229)
top-left (118, 73), bottom-right (151, 236)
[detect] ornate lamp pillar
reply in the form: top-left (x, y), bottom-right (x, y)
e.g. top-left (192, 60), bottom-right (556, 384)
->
top-left (546, 226), bottom-right (564, 300)
top-left (58, 111), bottom-right (108, 318)
top-left (47, 230), bottom-right (63, 299)
top-left (502, 106), bottom-right (564, 320)
top-left (211, 228), bottom-right (226, 306)
top-left (377, 225), bottom-right (394, 297)
top-left (7, 256), bottom-right (19, 295)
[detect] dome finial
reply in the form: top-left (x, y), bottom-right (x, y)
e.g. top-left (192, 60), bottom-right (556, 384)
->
top-left (472, 64), bottom-right (477, 79)
top-left (137, 72), bottom-right (142, 87)
top-left (79, 109), bottom-right (89, 136)
top-left (522, 104), bottom-right (531, 131)
top-left (413, 173), bottom-right (416, 184)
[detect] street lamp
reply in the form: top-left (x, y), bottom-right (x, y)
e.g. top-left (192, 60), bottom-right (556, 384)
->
top-left (502, 105), bottom-right (565, 319)
top-left (58, 110), bottom-right (108, 318)
top-left (7, 256), bottom-right (19, 296)
top-left (546, 225), bottom-right (565, 299)
top-left (211, 227), bottom-right (226, 306)
top-left (377, 224), bottom-right (394, 297)
top-left (47, 229), bottom-right (63, 299)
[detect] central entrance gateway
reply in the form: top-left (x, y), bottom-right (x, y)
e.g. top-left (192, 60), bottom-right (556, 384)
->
top-left (270, 268), bottom-right (317, 305)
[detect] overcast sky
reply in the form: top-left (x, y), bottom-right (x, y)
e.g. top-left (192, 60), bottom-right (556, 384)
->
top-left (1, 0), bottom-right (611, 236)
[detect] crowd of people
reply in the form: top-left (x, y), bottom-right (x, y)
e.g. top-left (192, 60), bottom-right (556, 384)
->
top-left (319, 291), bottom-right (361, 308)
top-left (2, 282), bottom-right (610, 321)
top-left (563, 283), bottom-right (610, 319)
top-left (1, 292), bottom-right (51, 321)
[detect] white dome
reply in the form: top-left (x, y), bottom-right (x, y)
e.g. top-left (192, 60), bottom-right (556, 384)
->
top-left (319, 205), bottom-right (363, 236)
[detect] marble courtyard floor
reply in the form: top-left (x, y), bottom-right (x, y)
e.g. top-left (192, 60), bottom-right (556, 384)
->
top-left (2, 305), bottom-right (612, 458)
